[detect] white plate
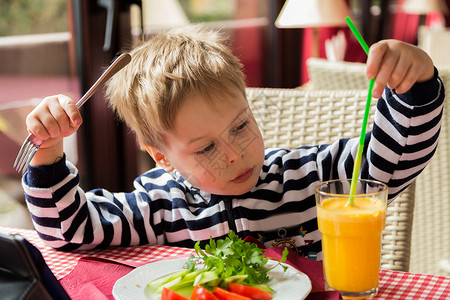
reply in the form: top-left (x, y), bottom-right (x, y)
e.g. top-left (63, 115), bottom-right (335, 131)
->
top-left (113, 257), bottom-right (312, 300)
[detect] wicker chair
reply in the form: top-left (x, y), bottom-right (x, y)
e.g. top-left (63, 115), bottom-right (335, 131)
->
top-left (409, 67), bottom-right (450, 276)
top-left (411, 26), bottom-right (450, 275)
top-left (306, 57), bottom-right (368, 90)
top-left (245, 87), bottom-right (416, 272)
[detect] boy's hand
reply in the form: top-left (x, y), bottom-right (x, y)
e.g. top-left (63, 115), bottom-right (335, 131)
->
top-left (366, 39), bottom-right (435, 98)
top-left (25, 94), bottom-right (82, 166)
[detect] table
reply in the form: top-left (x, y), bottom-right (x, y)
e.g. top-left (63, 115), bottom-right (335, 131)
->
top-left (1, 226), bottom-right (449, 300)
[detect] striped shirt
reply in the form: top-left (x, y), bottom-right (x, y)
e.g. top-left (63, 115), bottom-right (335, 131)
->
top-left (23, 72), bottom-right (444, 260)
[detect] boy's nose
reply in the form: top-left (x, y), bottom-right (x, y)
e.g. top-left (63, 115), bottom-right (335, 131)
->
top-left (223, 143), bottom-right (244, 165)
top-left (228, 151), bottom-right (244, 164)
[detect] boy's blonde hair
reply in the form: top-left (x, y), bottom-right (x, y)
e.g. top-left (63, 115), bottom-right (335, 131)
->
top-left (105, 24), bottom-right (246, 149)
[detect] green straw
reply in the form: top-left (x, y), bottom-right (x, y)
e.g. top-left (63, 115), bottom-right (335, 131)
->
top-left (345, 16), bottom-right (375, 205)
top-left (345, 17), bottom-right (370, 54)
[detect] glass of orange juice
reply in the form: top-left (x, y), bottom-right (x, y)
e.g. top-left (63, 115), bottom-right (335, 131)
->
top-left (315, 179), bottom-right (387, 299)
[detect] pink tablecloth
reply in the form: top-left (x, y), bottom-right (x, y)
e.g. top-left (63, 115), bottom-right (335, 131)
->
top-left (0, 226), bottom-right (193, 279)
top-left (1, 226), bottom-right (449, 300)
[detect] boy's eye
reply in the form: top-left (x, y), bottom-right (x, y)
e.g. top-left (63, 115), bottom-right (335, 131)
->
top-left (196, 143), bottom-right (215, 155)
top-left (232, 120), bottom-right (249, 134)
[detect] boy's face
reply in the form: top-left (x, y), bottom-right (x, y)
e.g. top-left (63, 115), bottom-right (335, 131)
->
top-left (154, 87), bottom-right (265, 196)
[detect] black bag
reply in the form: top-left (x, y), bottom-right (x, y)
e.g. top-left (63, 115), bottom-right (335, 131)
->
top-left (0, 231), bottom-right (71, 300)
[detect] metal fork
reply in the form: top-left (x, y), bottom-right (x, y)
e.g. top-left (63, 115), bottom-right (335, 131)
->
top-left (13, 53), bottom-right (131, 174)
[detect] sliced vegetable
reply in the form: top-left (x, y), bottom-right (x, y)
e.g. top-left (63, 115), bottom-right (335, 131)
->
top-left (147, 269), bottom-right (190, 293)
top-left (191, 285), bottom-right (219, 300)
top-left (193, 270), bottom-right (219, 286)
top-left (163, 270), bottom-right (203, 293)
top-left (227, 283), bottom-right (272, 300)
top-left (161, 287), bottom-right (188, 300)
top-left (242, 284), bottom-right (274, 295)
top-left (212, 286), bottom-right (251, 300)
top-left (219, 275), bottom-right (248, 289)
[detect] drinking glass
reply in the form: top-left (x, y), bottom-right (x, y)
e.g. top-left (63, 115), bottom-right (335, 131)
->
top-left (315, 179), bottom-right (388, 299)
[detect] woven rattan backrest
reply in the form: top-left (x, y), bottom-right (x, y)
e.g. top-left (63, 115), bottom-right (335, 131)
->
top-left (246, 87), bottom-right (415, 272)
top-left (246, 88), bottom-right (375, 147)
top-left (306, 57), bottom-right (368, 90)
top-left (410, 67), bottom-right (450, 276)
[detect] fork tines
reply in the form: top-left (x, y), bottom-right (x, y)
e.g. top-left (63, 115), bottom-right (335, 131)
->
top-left (13, 134), bottom-right (43, 175)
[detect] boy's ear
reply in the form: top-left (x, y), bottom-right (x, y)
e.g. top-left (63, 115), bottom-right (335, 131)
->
top-left (143, 145), bottom-right (174, 172)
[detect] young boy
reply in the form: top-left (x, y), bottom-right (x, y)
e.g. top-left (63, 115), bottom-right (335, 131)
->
top-left (23, 25), bottom-right (444, 259)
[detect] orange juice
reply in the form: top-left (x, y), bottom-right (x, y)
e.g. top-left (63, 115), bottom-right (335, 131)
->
top-left (317, 197), bottom-right (386, 295)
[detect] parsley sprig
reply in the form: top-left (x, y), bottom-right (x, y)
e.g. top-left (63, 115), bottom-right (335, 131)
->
top-left (187, 231), bottom-right (289, 285)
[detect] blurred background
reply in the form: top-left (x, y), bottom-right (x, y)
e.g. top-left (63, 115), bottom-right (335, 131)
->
top-left (1, 0), bottom-right (449, 231)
